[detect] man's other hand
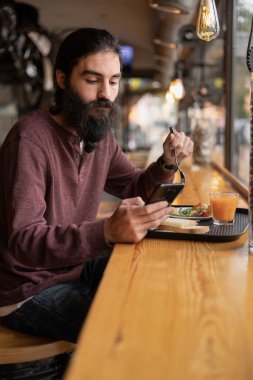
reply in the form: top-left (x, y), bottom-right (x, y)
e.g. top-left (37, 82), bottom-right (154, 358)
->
top-left (162, 130), bottom-right (193, 165)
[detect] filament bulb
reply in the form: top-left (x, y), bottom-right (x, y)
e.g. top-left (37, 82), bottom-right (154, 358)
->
top-left (169, 78), bottom-right (185, 100)
top-left (196, 0), bottom-right (220, 42)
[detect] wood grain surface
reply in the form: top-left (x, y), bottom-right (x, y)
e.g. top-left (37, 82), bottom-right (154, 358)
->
top-left (0, 323), bottom-right (75, 364)
top-left (65, 159), bottom-right (251, 380)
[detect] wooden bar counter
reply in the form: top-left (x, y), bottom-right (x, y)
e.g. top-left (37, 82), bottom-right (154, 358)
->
top-left (65, 159), bottom-right (253, 380)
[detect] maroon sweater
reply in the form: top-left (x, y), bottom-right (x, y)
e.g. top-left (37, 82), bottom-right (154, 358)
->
top-left (0, 110), bottom-right (174, 306)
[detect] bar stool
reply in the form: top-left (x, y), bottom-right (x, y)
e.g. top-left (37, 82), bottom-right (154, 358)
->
top-left (0, 323), bottom-right (75, 379)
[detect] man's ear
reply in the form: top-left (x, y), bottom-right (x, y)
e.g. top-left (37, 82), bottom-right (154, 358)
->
top-left (55, 70), bottom-right (66, 89)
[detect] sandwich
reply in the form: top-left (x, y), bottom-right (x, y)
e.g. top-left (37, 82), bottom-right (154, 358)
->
top-left (158, 217), bottom-right (210, 234)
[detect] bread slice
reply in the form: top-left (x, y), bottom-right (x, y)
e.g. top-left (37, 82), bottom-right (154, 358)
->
top-left (158, 217), bottom-right (209, 234)
top-left (161, 217), bottom-right (197, 228)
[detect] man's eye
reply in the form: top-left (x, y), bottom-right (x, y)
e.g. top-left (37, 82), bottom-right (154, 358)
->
top-left (86, 79), bottom-right (98, 84)
top-left (110, 81), bottom-right (119, 86)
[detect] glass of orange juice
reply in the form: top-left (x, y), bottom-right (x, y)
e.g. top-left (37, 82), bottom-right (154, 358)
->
top-left (210, 192), bottom-right (239, 225)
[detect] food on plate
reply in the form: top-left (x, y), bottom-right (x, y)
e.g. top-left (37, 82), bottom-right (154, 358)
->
top-left (158, 217), bottom-right (210, 234)
top-left (162, 218), bottom-right (197, 228)
top-left (169, 203), bottom-right (212, 218)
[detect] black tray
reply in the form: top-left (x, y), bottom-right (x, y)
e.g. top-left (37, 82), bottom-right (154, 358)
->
top-left (147, 208), bottom-right (248, 242)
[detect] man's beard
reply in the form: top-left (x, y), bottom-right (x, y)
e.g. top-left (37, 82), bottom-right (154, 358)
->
top-left (61, 86), bottom-right (119, 153)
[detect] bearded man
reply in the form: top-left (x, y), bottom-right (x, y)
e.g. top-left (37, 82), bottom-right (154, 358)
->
top-left (0, 28), bottom-right (193, 343)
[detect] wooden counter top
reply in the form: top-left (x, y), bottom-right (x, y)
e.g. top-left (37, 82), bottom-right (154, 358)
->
top-left (65, 160), bottom-right (252, 380)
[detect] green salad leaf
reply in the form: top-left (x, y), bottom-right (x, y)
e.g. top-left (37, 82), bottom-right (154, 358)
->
top-left (170, 207), bottom-right (193, 217)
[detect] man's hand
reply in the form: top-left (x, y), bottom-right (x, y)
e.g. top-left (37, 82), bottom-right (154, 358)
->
top-left (162, 130), bottom-right (193, 165)
top-left (104, 197), bottom-right (172, 244)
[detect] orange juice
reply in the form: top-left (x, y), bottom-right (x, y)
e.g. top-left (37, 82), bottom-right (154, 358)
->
top-left (210, 192), bottom-right (239, 224)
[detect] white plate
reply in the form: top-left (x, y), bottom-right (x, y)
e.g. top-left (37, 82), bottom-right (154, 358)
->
top-left (169, 206), bottom-right (213, 221)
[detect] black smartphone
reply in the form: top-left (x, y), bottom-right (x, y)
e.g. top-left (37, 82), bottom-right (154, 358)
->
top-left (145, 183), bottom-right (184, 205)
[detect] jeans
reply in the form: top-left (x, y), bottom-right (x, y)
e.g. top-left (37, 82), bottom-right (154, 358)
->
top-left (1, 254), bottom-right (111, 343)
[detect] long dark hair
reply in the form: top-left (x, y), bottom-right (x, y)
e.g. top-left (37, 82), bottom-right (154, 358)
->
top-left (50, 28), bottom-right (122, 114)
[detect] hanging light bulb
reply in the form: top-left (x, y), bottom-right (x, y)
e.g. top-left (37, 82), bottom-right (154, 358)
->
top-left (196, 0), bottom-right (220, 42)
top-left (169, 78), bottom-right (185, 100)
top-left (165, 89), bottom-right (175, 103)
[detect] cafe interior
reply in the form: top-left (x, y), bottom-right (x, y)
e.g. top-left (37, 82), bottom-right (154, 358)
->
top-left (0, 0), bottom-right (253, 379)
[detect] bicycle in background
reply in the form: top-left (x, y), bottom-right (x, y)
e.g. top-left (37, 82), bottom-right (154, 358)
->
top-left (0, 0), bottom-right (54, 114)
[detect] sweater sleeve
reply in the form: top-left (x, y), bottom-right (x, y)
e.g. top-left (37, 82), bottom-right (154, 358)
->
top-left (1, 138), bottom-right (109, 269)
top-left (104, 137), bottom-right (175, 200)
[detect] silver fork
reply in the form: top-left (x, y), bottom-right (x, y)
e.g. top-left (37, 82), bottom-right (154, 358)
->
top-left (169, 126), bottom-right (186, 185)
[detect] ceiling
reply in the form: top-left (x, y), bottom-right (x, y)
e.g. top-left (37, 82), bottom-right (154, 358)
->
top-left (22, 0), bottom-right (201, 89)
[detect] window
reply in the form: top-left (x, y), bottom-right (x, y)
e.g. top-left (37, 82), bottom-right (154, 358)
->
top-left (233, 0), bottom-right (252, 184)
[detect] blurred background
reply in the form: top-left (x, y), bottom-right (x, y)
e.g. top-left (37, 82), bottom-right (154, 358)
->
top-left (0, 0), bottom-right (252, 184)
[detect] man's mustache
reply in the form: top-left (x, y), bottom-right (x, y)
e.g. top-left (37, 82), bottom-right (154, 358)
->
top-left (87, 99), bottom-right (115, 110)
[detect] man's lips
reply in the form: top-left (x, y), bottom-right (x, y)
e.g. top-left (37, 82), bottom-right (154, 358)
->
top-left (90, 106), bottom-right (111, 113)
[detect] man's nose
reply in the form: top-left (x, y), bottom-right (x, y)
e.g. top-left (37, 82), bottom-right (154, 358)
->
top-left (98, 82), bottom-right (112, 100)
